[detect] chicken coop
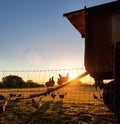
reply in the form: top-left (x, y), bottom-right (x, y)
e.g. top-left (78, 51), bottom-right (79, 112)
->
top-left (64, 1), bottom-right (120, 123)
top-left (64, 1), bottom-right (120, 82)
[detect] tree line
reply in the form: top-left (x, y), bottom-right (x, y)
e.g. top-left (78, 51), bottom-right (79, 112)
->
top-left (0, 75), bottom-right (44, 88)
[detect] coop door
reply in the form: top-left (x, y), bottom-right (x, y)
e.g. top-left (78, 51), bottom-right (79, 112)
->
top-left (112, 14), bottom-right (120, 43)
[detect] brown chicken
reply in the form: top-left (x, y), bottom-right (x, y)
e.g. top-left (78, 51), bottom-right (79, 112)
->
top-left (45, 76), bottom-right (55, 87)
top-left (32, 97), bottom-right (42, 110)
top-left (57, 73), bottom-right (69, 85)
top-left (51, 92), bottom-right (56, 99)
top-left (59, 92), bottom-right (67, 99)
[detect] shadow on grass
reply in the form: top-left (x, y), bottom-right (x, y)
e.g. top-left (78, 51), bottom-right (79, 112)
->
top-left (24, 100), bottom-right (73, 124)
top-left (39, 100), bottom-right (53, 113)
top-left (52, 100), bottom-right (63, 114)
top-left (1, 100), bottom-right (55, 124)
top-left (23, 100), bottom-right (54, 124)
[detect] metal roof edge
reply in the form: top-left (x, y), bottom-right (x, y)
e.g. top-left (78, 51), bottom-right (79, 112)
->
top-left (63, 0), bottom-right (119, 17)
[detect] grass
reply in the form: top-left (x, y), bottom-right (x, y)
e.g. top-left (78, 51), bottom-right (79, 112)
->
top-left (0, 84), bottom-right (116, 124)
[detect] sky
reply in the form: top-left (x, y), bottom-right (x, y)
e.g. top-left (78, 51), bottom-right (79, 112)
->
top-left (0, 0), bottom-right (116, 70)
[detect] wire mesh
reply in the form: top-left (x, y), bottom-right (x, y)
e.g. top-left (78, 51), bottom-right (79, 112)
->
top-left (0, 68), bottom-right (116, 123)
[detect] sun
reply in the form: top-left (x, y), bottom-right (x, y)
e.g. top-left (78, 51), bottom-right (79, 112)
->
top-left (69, 72), bottom-right (77, 80)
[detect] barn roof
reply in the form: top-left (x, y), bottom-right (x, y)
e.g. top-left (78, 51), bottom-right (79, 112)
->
top-left (63, 1), bottom-right (120, 38)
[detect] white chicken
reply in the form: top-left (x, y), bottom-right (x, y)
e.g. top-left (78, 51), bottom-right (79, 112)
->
top-left (0, 95), bottom-right (9, 114)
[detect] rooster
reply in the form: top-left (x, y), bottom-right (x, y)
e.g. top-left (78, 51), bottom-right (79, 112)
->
top-left (57, 73), bottom-right (69, 85)
top-left (32, 97), bottom-right (42, 110)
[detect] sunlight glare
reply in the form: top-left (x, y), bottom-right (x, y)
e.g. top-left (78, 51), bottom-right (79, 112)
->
top-left (69, 72), bottom-right (77, 80)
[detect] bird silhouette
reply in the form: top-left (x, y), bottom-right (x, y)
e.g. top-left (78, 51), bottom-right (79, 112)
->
top-left (93, 93), bottom-right (98, 99)
top-left (100, 94), bottom-right (103, 99)
top-left (45, 76), bottom-right (55, 87)
top-left (57, 73), bottom-right (69, 85)
top-left (59, 94), bottom-right (65, 99)
top-left (59, 92), bottom-right (67, 99)
top-left (17, 94), bottom-right (22, 97)
top-left (51, 92), bottom-right (56, 99)
top-left (9, 93), bottom-right (16, 97)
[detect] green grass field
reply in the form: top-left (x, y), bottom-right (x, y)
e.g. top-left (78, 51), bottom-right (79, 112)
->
top-left (0, 84), bottom-right (116, 124)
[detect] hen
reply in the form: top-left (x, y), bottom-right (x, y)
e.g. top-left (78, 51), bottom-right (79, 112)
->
top-left (57, 73), bottom-right (69, 85)
top-left (93, 93), bottom-right (98, 99)
top-left (59, 92), bottom-right (67, 99)
top-left (45, 76), bottom-right (55, 87)
top-left (51, 92), bottom-right (56, 99)
top-left (0, 95), bottom-right (9, 114)
top-left (59, 94), bottom-right (65, 99)
top-left (9, 93), bottom-right (16, 97)
top-left (32, 97), bottom-right (42, 110)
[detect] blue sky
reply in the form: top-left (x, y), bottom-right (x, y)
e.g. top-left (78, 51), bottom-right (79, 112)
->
top-left (0, 0), bottom-right (115, 70)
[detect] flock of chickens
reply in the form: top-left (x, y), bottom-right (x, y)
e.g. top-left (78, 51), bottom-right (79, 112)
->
top-left (0, 72), bottom-right (115, 116)
top-left (31, 91), bottom-right (67, 110)
top-left (0, 73), bottom-right (70, 114)
top-left (45, 73), bottom-right (69, 87)
top-left (32, 73), bottom-right (69, 110)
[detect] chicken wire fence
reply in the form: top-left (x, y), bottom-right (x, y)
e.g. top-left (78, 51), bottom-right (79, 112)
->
top-left (0, 68), bottom-right (116, 123)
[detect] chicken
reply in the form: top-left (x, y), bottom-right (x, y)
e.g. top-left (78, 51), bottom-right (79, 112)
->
top-left (45, 76), bottom-right (55, 87)
top-left (51, 92), bottom-right (56, 99)
top-left (57, 73), bottom-right (69, 85)
top-left (93, 93), bottom-right (98, 99)
top-left (100, 94), bottom-right (103, 99)
top-left (17, 94), bottom-right (22, 97)
top-left (32, 97), bottom-right (42, 110)
top-left (0, 95), bottom-right (9, 114)
top-left (59, 92), bottom-right (67, 99)
top-left (59, 94), bottom-right (65, 99)
top-left (9, 93), bottom-right (16, 97)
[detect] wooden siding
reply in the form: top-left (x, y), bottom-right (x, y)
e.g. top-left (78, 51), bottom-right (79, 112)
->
top-left (64, 1), bottom-right (120, 80)
top-left (85, 9), bottom-right (114, 79)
